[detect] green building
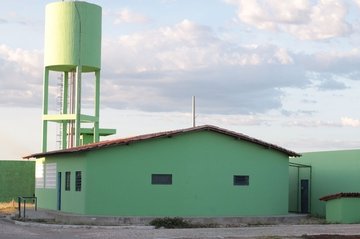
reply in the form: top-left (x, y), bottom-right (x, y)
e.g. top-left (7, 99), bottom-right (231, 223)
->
top-left (289, 149), bottom-right (360, 218)
top-left (320, 193), bottom-right (360, 223)
top-left (24, 125), bottom-right (299, 217)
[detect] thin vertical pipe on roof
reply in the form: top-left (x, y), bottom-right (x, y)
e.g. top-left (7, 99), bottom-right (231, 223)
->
top-left (192, 96), bottom-right (196, 127)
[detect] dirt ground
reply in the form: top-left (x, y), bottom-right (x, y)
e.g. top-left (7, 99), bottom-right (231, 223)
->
top-left (302, 236), bottom-right (360, 239)
top-left (1, 218), bottom-right (360, 239)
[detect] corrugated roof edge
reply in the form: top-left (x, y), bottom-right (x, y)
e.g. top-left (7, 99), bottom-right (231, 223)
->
top-left (320, 192), bottom-right (360, 201)
top-left (23, 124), bottom-right (301, 159)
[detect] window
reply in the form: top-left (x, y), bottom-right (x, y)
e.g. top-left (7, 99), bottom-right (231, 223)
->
top-left (65, 172), bottom-right (71, 191)
top-left (152, 174), bottom-right (172, 185)
top-left (75, 171), bottom-right (82, 191)
top-left (45, 163), bottom-right (57, 189)
top-left (233, 175), bottom-right (249, 186)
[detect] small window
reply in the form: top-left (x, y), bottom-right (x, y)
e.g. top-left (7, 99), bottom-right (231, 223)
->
top-left (234, 175), bottom-right (249, 186)
top-left (65, 171), bottom-right (71, 191)
top-left (152, 174), bottom-right (172, 185)
top-left (75, 171), bottom-right (82, 191)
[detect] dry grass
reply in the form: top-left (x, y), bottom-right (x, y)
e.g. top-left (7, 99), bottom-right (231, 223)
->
top-left (0, 200), bottom-right (17, 214)
top-left (0, 200), bottom-right (35, 215)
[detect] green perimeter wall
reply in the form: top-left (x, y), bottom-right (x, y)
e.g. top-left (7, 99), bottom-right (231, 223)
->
top-left (0, 160), bottom-right (35, 202)
top-left (37, 130), bottom-right (290, 216)
top-left (290, 149), bottom-right (360, 217)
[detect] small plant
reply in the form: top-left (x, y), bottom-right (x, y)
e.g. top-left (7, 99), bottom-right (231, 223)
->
top-left (150, 217), bottom-right (192, 229)
top-left (246, 221), bottom-right (275, 227)
top-left (149, 217), bottom-right (218, 229)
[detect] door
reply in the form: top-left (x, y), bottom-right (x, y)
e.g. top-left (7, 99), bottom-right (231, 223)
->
top-left (57, 172), bottom-right (62, 211)
top-left (300, 179), bottom-right (309, 213)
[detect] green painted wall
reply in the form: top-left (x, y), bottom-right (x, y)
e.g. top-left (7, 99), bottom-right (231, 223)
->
top-left (290, 149), bottom-right (360, 217)
top-left (325, 198), bottom-right (360, 223)
top-left (35, 156), bottom-right (86, 214)
top-left (288, 166), bottom-right (298, 212)
top-left (36, 130), bottom-right (290, 216)
top-left (0, 161), bottom-right (35, 202)
top-left (84, 130), bottom-right (289, 216)
top-left (35, 189), bottom-right (57, 210)
top-left (56, 155), bottom-right (87, 214)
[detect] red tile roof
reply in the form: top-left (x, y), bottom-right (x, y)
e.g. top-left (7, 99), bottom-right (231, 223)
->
top-left (23, 125), bottom-right (300, 159)
top-left (320, 192), bottom-right (360, 201)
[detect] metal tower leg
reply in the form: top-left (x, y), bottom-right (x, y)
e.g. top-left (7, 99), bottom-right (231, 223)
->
top-left (75, 66), bottom-right (82, 147)
top-left (42, 68), bottom-right (49, 152)
top-left (61, 72), bottom-right (69, 149)
top-left (94, 70), bottom-right (100, 142)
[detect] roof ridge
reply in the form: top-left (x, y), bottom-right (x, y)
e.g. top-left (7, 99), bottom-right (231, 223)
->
top-left (23, 125), bottom-right (300, 159)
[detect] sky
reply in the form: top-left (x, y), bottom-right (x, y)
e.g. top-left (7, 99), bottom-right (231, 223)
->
top-left (1, 0), bottom-right (360, 159)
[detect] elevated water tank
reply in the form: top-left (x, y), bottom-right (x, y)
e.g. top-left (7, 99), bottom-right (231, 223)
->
top-left (44, 1), bottom-right (101, 72)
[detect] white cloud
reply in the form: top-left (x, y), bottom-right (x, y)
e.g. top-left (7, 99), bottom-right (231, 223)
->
top-left (101, 20), bottom-right (307, 114)
top-left (197, 114), bottom-right (269, 126)
top-left (301, 48), bottom-right (360, 76)
top-left (0, 44), bottom-right (43, 106)
top-left (274, 48), bottom-right (294, 64)
top-left (104, 20), bottom-right (296, 73)
top-left (266, 0), bottom-right (310, 24)
top-left (354, 0), bottom-right (360, 8)
top-left (0, 44), bottom-right (42, 78)
top-left (1, 18), bottom-right (357, 115)
top-left (285, 117), bottom-right (360, 128)
top-left (114, 8), bottom-right (149, 24)
top-left (285, 119), bottom-right (340, 127)
top-left (341, 117), bottom-right (360, 127)
top-left (226, 0), bottom-right (351, 40)
top-left (225, 0), bottom-right (310, 29)
top-left (288, 0), bottom-right (351, 40)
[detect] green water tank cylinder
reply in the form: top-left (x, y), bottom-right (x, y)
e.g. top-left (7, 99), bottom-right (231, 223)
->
top-left (44, 1), bottom-right (101, 72)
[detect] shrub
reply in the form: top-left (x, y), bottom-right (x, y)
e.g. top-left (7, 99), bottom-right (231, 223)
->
top-left (149, 217), bottom-right (193, 229)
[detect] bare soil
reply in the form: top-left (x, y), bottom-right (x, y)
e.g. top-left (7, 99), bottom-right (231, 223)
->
top-left (303, 236), bottom-right (360, 239)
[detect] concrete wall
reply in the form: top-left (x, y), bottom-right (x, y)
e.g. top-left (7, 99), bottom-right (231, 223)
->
top-left (290, 149), bottom-right (360, 217)
top-left (0, 160), bottom-right (35, 202)
top-left (288, 166), bottom-right (299, 212)
top-left (325, 198), bottom-right (360, 223)
top-left (37, 130), bottom-right (290, 217)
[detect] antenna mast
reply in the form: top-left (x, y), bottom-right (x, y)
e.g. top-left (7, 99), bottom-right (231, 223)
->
top-left (192, 96), bottom-right (196, 127)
